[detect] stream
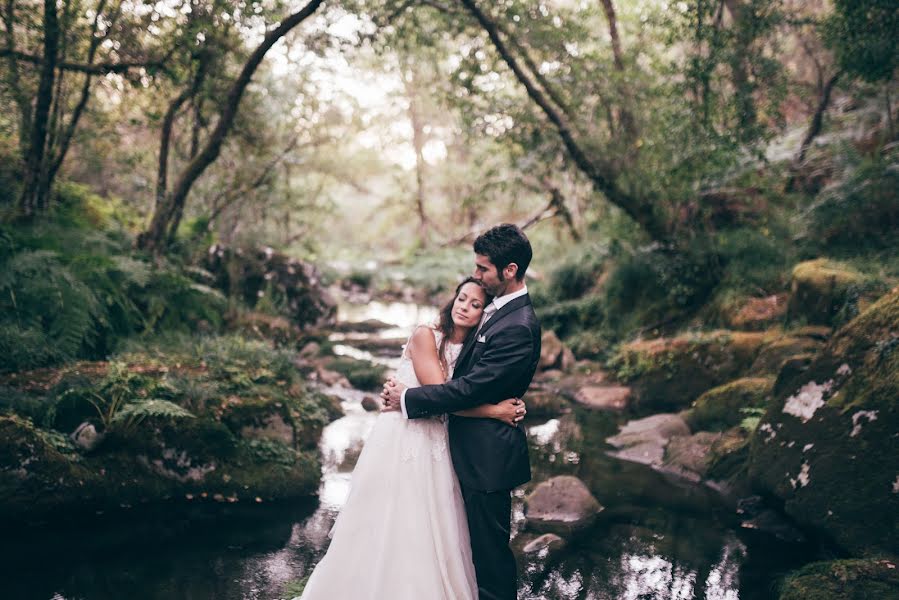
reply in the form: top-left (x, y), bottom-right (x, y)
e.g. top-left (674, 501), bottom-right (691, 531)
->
top-left (0, 300), bottom-right (813, 600)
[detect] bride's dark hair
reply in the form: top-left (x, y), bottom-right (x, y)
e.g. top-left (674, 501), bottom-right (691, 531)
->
top-left (435, 277), bottom-right (492, 373)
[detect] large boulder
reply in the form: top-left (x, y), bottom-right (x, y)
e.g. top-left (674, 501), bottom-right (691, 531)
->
top-left (606, 413), bottom-right (690, 466)
top-left (748, 287), bottom-right (899, 556)
top-left (749, 336), bottom-right (823, 375)
top-left (573, 385), bottom-right (631, 411)
top-left (685, 377), bottom-right (774, 432)
top-left (524, 475), bottom-right (603, 535)
top-left (778, 558), bottom-right (899, 600)
top-left (786, 259), bottom-right (876, 326)
top-left (610, 331), bottom-right (773, 412)
top-left (726, 293), bottom-right (788, 331)
top-left (539, 331), bottom-right (575, 371)
top-left (660, 431), bottom-right (722, 481)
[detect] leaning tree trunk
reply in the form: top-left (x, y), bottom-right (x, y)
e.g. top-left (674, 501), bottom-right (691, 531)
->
top-left (19, 0), bottom-right (60, 216)
top-left (459, 0), bottom-right (668, 242)
top-left (138, 0), bottom-right (325, 256)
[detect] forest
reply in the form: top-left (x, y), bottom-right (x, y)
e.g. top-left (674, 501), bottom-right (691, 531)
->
top-left (1, 0), bottom-right (897, 598)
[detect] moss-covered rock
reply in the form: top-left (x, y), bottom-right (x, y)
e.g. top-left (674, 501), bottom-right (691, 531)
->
top-left (706, 426), bottom-right (751, 481)
top-left (748, 287), bottom-right (899, 556)
top-left (0, 415), bottom-right (100, 514)
top-left (0, 337), bottom-right (337, 520)
top-left (726, 293), bottom-right (788, 331)
top-left (786, 259), bottom-right (879, 326)
top-left (686, 377), bottom-right (774, 432)
top-left (778, 558), bottom-right (899, 600)
top-left (749, 336), bottom-right (823, 375)
top-left (610, 330), bottom-right (774, 412)
top-left (323, 356), bottom-right (387, 391)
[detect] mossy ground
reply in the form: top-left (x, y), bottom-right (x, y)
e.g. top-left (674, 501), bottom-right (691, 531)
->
top-left (0, 334), bottom-right (340, 520)
top-left (778, 558), bottom-right (899, 600)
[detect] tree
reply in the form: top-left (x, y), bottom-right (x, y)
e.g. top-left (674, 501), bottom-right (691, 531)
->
top-left (137, 0), bottom-right (325, 256)
top-left (3, 0), bottom-right (171, 216)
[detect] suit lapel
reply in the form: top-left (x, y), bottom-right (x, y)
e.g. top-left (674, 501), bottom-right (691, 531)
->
top-left (454, 294), bottom-right (531, 375)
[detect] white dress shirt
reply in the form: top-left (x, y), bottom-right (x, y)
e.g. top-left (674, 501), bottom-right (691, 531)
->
top-left (400, 284), bottom-right (528, 418)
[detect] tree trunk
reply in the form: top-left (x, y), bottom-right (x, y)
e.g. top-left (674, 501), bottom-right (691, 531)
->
top-left (404, 65), bottom-right (429, 246)
top-left (19, 0), bottom-right (60, 216)
top-left (3, 0), bottom-right (32, 155)
top-left (458, 0), bottom-right (667, 242)
top-left (138, 0), bottom-right (325, 255)
top-left (723, 0), bottom-right (757, 138)
top-left (598, 0), bottom-right (637, 142)
top-left (785, 71), bottom-right (840, 192)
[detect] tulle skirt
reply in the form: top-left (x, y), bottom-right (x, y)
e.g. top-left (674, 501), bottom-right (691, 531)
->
top-left (300, 411), bottom-right (478, 600)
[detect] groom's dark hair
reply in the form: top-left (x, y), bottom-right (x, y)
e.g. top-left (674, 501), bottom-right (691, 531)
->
top-left (473, 223), bottom-right (532, 281)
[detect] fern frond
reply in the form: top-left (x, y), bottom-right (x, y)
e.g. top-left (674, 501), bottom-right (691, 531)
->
top-left (110, 399), bottom-right (195, 425)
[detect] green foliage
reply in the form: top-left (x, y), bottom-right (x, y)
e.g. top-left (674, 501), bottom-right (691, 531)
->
top-left (238, 438), bottom-right (301, 467)
top-left (0, 250), bottom-right (102, 370)
top-left (53, 361), bottom-right (159, 430)
top-left (137, 268), bottom-right (227, 335)
top-left (0, 136), bottom-right (22, 207)
top-left (603, 243), bottom-right (720, 334)
top-left (806, 154), bottom-right (899, 252)
top-left (824, 0), bottom-right (899, 83)
top-left (0, 211), bottom-right (230, 371)
top-left (109, 399), bottom-right (195, 429)
top-left (195, 334), bottom-right (299, 389)
top-left (537, 296), bottom-right (605, 340)
top-left (281, 577), bottom-right (310, 597)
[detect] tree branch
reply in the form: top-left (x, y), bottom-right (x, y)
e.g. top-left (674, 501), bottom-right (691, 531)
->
top-left (458, 0), bottom-right (666, 241)
top-left (0, 48), bottom-right (170, 74)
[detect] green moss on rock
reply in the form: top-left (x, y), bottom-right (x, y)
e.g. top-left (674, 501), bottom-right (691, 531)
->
top-left (324, 356), bottom-right (387, 391)
top-left (786, 259), bottom-right (879, 326)
top-left (0, 415), bottom-right (100, 514)
top-left (778, 558), bottom-right (899, 600)
top-left (686, 377), bottom-right (774, 432)
top-left (610, 330), bottom-right (774, 412)
top-left (749, 336), bottom-right (823, 375)
top-left (706, 426), bottom-right (751, 481)
top-left (748, 287), bottom-right (899, 556)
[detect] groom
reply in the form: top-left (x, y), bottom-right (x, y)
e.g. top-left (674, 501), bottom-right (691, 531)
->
top-left (382, 223), bottom-right (540, 600)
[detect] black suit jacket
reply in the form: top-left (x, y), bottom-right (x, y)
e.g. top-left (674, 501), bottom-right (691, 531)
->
top-left (404, 293), bottom-right (540, 492)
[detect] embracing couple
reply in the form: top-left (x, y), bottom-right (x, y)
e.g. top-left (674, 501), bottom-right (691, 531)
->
top-left (300, 224), bottom-right (542, 600)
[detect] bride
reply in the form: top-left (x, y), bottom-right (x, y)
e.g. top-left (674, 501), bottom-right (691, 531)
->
top-left (299, 277), bottom-right (526, 599)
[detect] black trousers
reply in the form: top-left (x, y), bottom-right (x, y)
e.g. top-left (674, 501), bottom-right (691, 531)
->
top-left (461, 485), bottom-right (517, 600)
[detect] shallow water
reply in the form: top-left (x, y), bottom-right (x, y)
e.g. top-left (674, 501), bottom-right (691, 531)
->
top-left (1, 301), bottom-right (812, 600)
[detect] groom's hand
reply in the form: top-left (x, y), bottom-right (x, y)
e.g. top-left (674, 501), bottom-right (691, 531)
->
top-left (380, 377), bottom-right (407, 412)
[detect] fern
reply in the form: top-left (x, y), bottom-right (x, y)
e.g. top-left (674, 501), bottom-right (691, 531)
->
top-left (110, 399), bottom-right (195, 428)
top-left (0, 250), bottom-right (102, 370)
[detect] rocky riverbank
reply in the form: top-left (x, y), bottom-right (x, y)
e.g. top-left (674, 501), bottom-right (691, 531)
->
top-left (0, 336), bottom-right (344, 523)
top-left (520, 263), bottom-right (898, 597)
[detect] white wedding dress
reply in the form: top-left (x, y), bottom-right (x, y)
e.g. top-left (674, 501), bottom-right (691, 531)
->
top-left (299, 326), bottom-right (478, 600)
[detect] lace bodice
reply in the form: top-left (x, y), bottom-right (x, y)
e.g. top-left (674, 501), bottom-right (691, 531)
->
top-left (395, 326), bottom-right (463, 389)
top-left (385, 324), bottom-right (463, 463)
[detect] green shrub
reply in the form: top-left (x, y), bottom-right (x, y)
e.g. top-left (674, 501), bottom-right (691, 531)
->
top-left (0, 250), bottom-right (102, 371)
top-left (537, 295), bottom-right (605, 339)
top-left (806, 156), bottom-right (899, 252)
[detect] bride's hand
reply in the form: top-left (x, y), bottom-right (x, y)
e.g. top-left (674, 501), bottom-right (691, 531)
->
top-left (494, 397), bottom-right (526, 427)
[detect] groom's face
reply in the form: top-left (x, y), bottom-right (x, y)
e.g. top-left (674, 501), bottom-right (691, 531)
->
top-left (473, 253), bottom-right (506, 297)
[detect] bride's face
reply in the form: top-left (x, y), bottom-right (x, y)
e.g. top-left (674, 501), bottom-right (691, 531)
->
top-left (452, 282), bottom-right (487, 329)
